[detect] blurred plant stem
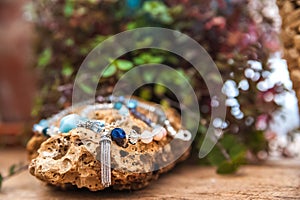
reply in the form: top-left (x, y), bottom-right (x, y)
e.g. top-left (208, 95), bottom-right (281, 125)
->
top-left (0, 163), bottom-right (28, 190)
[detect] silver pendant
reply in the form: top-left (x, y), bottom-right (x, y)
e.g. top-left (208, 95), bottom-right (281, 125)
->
top-left (100, 132), bottom-right (111, 187)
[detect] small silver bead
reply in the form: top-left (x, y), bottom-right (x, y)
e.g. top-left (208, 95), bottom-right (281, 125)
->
top-left (164, 120), bottom-right (170, 126)
top-left (167, 126), bottom-right (177, 136)
top-left (128, 130), bottom-right (139, 145)
top-left (174, 129), bottom-right (192, 141)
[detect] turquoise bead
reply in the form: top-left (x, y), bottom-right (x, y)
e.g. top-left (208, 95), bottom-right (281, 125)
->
top-left (33, 119), bottom-right (49, 134)
top-left (113, 102), bottom-right (123, 110)
top-left (127, 99), bottom-right (137, 109)
top-left (118, 106), bottom-right (129, 116)
top-left (38, 119), bottom-right (49, 128)
top-left (59, 114), bottom-right (86, 133)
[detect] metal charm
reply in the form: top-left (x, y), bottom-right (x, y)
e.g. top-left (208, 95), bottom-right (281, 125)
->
top-left (99, 132), bottom-right (112, 187)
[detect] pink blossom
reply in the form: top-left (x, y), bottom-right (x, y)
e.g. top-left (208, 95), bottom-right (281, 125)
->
top-left (255, 114), bottom-right (269, 130)
top-left (205, 16), bottom-right (226, 30)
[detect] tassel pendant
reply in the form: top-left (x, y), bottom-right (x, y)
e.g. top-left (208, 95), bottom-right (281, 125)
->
top-left (100, 133), bottom-right (111, 187)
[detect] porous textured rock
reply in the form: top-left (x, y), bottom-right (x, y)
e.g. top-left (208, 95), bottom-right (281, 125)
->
top-left (27, 102), bottom-right (191, 191)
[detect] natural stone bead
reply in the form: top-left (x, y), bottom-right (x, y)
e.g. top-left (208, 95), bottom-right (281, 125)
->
top-left (140, 130), bottom-right (153, 144)
top-left (59, 114), bottom-right (86, 133)
top-left (153, 126), bottom-right (166, 141)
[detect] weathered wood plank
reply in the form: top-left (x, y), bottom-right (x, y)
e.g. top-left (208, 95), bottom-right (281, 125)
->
top-left (0, 148), bottom-right (299, 200)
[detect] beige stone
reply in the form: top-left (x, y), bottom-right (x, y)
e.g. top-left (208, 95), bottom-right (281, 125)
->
top-left (27, 103), bottom-right (190, 191)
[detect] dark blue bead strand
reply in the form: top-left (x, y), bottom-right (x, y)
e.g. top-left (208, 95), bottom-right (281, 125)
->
top-left (130, 109), bottom-right (153, 127)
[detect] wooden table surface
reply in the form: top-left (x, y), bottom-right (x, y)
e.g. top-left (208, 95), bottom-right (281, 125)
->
top-left (0, 148), bottom-right (299, 200)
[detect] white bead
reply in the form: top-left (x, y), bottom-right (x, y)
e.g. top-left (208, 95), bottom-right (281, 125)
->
top-left (167, 126), bottom-right (177, 136)
top-left (128, 130), bottom-right (139, 144)
top-left (141, 137), bottom-right (153, 144)
top-left (33, 124), bottom-right (43, 133)
top-left (153, 126), bottom-right (166, 141)
top-left (140, 130), bottom-right (154, 144)
top-left (153, 132), bottom-right (163, 141)
top-left (47, 126), bottom-right (60, 136)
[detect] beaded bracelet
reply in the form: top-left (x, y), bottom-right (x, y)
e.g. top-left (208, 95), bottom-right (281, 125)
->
top-left (32, 95), bottom-right (192, 187)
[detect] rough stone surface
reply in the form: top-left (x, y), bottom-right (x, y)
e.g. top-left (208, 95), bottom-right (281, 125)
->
top-left (27, 102), bottom-right (190, 191)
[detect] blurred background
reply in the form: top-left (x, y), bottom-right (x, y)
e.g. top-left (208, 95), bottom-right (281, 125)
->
top-left (1, 0), bottom-right (300, 171)
top-left (0, 0), bottom-right (35, 145)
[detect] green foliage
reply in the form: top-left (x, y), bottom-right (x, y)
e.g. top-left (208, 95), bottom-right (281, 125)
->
top-left (142, 1), bottom-right (173, 24)
top-left (0, 163), bottom-right (28, 190)
top-left (79, 83), bottom-right (94, 94)
top-left (9, 164), bottom-right (16, 176)
top-left (37, 48), bottom-right (51, 68)
top-left (154, 84), bottom-right (166, 96)
top-left (32, 0), bottom-right (282, 174)
top-left (62, 62), bottom-right (74, 77)
top-left (102, 64), bottom-right (117, 78)
top-left (245, 130), bottom-right (268, 154)
top-left (0, 173), bottom-right (2, 190)
top-left (133, 53), bottom-right (164, 65)
top-left (206, 135), bottom-right (246, 174)
top-left (114, 59), bottom-right (134, 71)
top-left (216, 160), bottom-right (240, 174)
top-left (64, 0), bottom-right (74, 17)
top-left (139, 87), bottom-right (152, 100)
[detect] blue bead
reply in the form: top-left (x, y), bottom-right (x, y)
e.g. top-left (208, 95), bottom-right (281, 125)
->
top-left (111, 128), bottom-right (127, 147)
top-left (119, 96), bottom-right (125, 102)
top-left (60, 114), bottom-right (86, 133)
top-left (127, 99), bottom-right (138, 109)
top-left (111, 128), bottom-right (126, 139)
top-left (118, 106), bottom-right (129, 116)
top-left (145, 119), bottom-right (152, 126)
top-left (109, 95), bottom-right (114, 102)
top-left (42, 127), bottom-right (49, 136)
top-left (113, 102), bottom-right (123, 110)
top-left (38, 119), bottom-right (49, 128)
